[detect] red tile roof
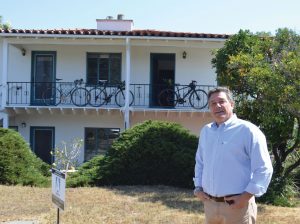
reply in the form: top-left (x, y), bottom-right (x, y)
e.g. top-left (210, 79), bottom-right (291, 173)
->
top-left (0, 28), bottom-right (230, 39)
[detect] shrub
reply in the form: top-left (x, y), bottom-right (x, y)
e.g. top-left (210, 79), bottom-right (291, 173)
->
top-left (258, 176), bottom-right (299, 207)
top-left (67, 155), bottom-right (105, 187)
top-left (68, 120), bottom-right (198, 188)
top-left (0, 128), bottom-right (50, 186)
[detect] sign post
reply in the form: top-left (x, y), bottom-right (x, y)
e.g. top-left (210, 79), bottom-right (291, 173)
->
top-left (51, 168), bottom-right (66, 224)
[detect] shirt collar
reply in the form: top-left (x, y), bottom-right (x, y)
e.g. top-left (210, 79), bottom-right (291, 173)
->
top-left (212, 114), bottom-right (237, 128)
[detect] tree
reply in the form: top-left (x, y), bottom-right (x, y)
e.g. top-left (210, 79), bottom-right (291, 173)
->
top-left (212, 29), bottom-right (300, 205)
top-left (52, 138), bottom-right (83, 171)
top-left (0, 16), bottom-right (11, 29)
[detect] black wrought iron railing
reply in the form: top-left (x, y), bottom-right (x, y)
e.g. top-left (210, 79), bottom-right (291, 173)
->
top-left (6, 81), bottom-right (215, 110)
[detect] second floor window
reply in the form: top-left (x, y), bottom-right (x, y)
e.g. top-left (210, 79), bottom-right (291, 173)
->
top-left (86, 53), bottom-right (121, 85)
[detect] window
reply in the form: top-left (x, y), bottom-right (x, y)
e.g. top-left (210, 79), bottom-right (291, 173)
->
top-left (86, 53), bottom-right (121, 85)
top-left (84, 128), bottom-right (120, 161)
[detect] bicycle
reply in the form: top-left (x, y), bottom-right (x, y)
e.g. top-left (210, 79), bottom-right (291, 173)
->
top-left (88, 80), bottom-right (134, 107)
top-left (158, 80), bottom-right (208, 109)
top-left (42, 78), bottom-right (90, 106)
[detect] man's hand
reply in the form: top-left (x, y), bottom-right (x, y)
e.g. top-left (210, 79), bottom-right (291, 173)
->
top-left (194, 187), bottom-right (210, 201)
top-left (225, 192), bottom-right (253, 209)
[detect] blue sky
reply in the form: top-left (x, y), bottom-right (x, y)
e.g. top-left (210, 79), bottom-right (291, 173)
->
top-left (1, 0), bottom-right (300, 35)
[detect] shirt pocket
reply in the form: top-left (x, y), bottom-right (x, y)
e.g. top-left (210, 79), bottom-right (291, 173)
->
top-left (221, 141), bottom-right (249, 160)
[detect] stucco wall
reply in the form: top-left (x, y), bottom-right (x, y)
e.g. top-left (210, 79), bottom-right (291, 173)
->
top-left (6, 42), bottom-right (218, 86)
top-left (11, 112), bottom-right (124, 163)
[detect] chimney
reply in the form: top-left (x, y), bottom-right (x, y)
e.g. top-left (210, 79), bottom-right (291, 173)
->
top-left (96, 14), bottom-right (133, 31)
top-left (117, 14), bottom-right (124, 20)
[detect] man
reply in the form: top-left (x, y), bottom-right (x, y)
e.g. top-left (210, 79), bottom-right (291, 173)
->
top-left (193, 87), bottom-right (273, 224)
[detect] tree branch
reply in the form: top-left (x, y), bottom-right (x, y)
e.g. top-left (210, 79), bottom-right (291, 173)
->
top-left (284, 156), bottom-right (300, 178)
top-left (282, 118), bottom-right (300, 163)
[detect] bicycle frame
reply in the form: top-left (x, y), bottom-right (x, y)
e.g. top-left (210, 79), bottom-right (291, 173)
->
top-left (174, 84), bottom-right (194, 101)
top-left (89, 80), bottom-right (134, 107)
top-left (158, 80), bottom-right (207, 109)
top-left (42, 79), bottom-right (89, 106)
top-left (57, 83), bottom-right (75, 102)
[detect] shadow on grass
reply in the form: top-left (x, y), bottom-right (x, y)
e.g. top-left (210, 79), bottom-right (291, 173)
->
top-left (106, 185), bottom-right (204, 214)
top-left (106, 185), bottom-right (271, 215)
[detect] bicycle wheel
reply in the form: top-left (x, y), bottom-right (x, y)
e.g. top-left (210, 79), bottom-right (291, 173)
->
top-left (89, 87), bottom-right (106, 107)
top-left (42, 87), bottom-right (61, 106)
top-left (158, 89), bottom-right (178, 107)
top-left (71, 87), bottom-right (90, 107)
top-left (115, 90), bottom-right (134, 107)
top-left (189, 89), bottom-right (208, 109)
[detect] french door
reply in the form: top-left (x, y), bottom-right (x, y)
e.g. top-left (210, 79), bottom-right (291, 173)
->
top-left (31, 51), bottom-right (56, 105)
top-left (30, 127), bottom-right (55, 164)
top-left (150, 53), bottom-right (175, 107)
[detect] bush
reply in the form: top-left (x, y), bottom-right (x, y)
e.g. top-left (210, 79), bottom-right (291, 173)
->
top-left (258, 176), bottom-right (299, 207)
top-left (67, 155), bottom-right (105, 187)
top-left (0, 128), bottom-right (50, 187)
top-left (68, 120), bottom-right (198, 188)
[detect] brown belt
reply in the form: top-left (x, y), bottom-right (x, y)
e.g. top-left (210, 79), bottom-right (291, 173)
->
top-left (207, 194), bottom-right (240, 203)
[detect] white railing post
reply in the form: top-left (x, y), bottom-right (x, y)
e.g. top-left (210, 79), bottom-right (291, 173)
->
top-left (124, 38), bottom-right (131, 130)
top-left (1, 39), bottom-right (8, 109)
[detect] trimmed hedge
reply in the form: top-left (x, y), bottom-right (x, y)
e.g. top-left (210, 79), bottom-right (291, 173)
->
top-left (0, 128), bottom-right (50, 186)
top-left (68, 120), bottom-right (198, 188)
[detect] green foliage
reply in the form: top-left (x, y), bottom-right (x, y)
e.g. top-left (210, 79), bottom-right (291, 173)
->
top-left (258, 176), bottom-right (299, 207)
top-left (212, 28), bottom-right (300, 205)
top-left (0, 128), bottom-right (50, 187)
top-left (67, 155), bottom-right (105, 187)
top-left (68, 120), bottom-right (198, 188)
top-left (0, 16), bottom-right (11, 29)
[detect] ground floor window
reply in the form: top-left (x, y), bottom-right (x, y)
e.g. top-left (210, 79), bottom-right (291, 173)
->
top-left (84, 127), bottom-right (120, 161)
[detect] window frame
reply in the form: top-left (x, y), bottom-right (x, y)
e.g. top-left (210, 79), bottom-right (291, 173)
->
top-left (86, 53), bottom-right (122, 85)
top-left (84, 127), bottom-right (120, 161)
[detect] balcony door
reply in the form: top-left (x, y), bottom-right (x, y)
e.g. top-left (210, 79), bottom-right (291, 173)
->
top-left (150, 53), bottom-right (175, 107)
top-left (30, 127), bottom-right (55, 164)
top-left (31, 51), bottom-right (56, 105)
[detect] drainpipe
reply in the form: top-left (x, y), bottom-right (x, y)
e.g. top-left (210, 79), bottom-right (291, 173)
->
top-left (124, 37), bottom-right (131, 130)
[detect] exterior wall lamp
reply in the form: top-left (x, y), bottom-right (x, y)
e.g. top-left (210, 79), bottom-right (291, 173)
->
top-left (21, 122), bottom-right (26, 128)
top-left (182, 51), bottom-right (187, 59)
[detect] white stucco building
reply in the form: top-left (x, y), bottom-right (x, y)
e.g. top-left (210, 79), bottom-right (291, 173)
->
top-left (0, 15), bottom-right (229, 164)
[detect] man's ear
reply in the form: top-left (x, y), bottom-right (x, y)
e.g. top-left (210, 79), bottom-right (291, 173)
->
top-left (230, 100), bottom-right (235, 109)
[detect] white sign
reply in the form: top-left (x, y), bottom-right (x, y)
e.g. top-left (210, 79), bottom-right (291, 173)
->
top-left (52, 168), bottom-right (66, 210)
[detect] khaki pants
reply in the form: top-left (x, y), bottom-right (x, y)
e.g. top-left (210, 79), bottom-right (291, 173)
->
top-left (203, 197), bottom-right (257, 224)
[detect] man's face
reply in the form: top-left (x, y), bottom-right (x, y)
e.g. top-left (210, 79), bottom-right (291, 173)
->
top-left (208, 91), bottom-right (234, 125)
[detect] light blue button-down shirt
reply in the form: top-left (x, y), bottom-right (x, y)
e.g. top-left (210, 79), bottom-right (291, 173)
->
top-left (194, 114), bottom-right (273, 197)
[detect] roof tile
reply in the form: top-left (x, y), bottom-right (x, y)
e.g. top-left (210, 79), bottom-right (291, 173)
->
top-left (0, 28), bottom-right (230, 39)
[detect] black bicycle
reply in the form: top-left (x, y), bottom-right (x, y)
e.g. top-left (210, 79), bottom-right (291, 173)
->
top-left (88, 80), bottom-right (134, 107)
top-left (158, 80), bottom-right (208, 109)
top-left (42, 78), bottom-right (90, 106)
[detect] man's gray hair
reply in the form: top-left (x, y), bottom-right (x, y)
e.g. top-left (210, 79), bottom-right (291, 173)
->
top-left (208, 87), bottom-right (234, 102)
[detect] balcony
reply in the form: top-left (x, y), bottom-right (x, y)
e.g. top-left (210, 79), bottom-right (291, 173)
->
top-left (5, 81), bottom-right (214, 112)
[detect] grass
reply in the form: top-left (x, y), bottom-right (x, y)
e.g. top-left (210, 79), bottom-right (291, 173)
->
top-left (0, 185), bottom-right (299, 224)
